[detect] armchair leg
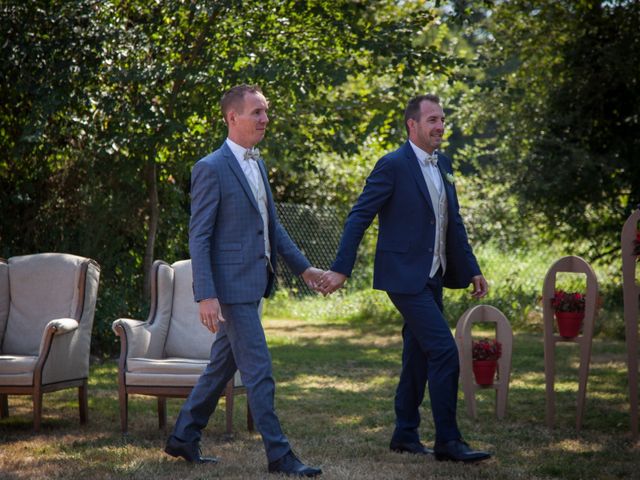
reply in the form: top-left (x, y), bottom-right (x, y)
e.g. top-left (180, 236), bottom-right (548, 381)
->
top-left (79, 380), bottom-right (88, 425)
top-left (0, 394), bottom-right (8, 418)
top-left (247, 404), bottom-right (254, 432)
top-left (33, 389), bottom-right (43, 432)
top-left (158, 397), bottom-right (167, 430)
top-left (225, 379), bottom-right (234, 436)
top-left (118, 384), bottom-right (128, 434)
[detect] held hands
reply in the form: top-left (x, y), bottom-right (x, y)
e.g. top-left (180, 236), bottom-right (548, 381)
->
top-left (317, 270), bottom-right (347, 296)
top-left (301, 267), bottom-right (347, 296)
top-left (199, 298), bottom-right (226, 333)
top-left (470, 275), bottom-right (489, 299)
top-left (301, 267), bottom-right (325, 291)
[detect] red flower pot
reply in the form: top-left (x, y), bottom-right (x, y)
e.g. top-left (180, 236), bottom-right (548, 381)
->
top-left (555, 311), bottom-right (584, 338)
top-left (472, 359), bottom-right (497, 386)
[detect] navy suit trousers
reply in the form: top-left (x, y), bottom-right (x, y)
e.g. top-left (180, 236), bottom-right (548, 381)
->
top-left (170, 301), bottom-right (290, 462)
top-left (387, 272), bottom-right (462, 444)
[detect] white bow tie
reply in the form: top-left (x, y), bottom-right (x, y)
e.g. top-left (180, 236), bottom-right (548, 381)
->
top-left (422, 152), bottom-right (438, 166)
top-left (244, 148), bottom-right (261, 161)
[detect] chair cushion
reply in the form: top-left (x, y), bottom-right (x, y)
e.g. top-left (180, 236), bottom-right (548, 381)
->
top-left (3, 253), bottom-right (84, 355)
top-left (163, 260), bottom-right (216, 359)
top-left (127, 357), bottom-right (207, 375)
top-left (126, 357), bottom-right (243, 388)
top-left (0, 354), bottom-right (38, 374)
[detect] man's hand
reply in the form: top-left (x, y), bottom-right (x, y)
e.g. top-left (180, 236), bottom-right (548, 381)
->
top-left (317, 270), bottom-right (347, 296)
top-left (470, 275), bottom-right (489, 299)
top-left (199, 298), bottom-right (225, 333)
top-left (301, 266), bottom-right (325, 291)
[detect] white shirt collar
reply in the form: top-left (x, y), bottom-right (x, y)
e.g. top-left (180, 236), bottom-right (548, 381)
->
top-left (226, 137), bottom-right (250, 164)
top-left (409, 140), bottom-right (438, 166)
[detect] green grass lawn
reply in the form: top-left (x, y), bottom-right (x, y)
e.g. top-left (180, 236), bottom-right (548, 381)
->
top-left (1, 313), bottom-right (638, 479)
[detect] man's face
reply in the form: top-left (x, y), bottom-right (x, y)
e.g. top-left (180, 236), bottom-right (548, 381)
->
top-left (227, 91), bottom-right (269, 148)
top-left (408, 100), bottom-right (445, 153)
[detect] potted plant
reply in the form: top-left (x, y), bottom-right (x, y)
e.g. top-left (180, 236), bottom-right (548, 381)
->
top-left (471, 338), bottom-right (502, 386)
top-left (551, 289), bottom-right (585, 338)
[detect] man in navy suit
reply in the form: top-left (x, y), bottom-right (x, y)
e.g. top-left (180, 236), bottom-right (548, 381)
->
top-left (319, 94), bottom-right (491, 463)
top-left (165, 84), bottom-right (322, 477)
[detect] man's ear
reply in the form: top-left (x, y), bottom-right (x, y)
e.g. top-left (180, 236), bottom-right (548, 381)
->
top-left (407, 118), bottom-right (416, 134)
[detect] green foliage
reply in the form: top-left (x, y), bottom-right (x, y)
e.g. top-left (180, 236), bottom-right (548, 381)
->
top-left (0, 0), bottom-right (457, 356)
top-left (2, 0), bottom-right (635, 356)
top-left (455, 0), bottom-right (640, 260)
top-left (268, 242), bottom-right (627, 340)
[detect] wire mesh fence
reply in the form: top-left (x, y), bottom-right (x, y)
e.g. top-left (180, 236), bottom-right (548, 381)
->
top-left (275, 202), bottom-right (344, 296)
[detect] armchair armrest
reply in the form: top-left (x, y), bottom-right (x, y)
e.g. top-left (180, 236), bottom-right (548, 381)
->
top-left (48, 318), bottom-right (80, 334)
top-left (112, 318), bottom-right (152, 361)
top-left (37, 318), bottom-right (85, 385)
top-left (37, 318), bottom-right (79, 354)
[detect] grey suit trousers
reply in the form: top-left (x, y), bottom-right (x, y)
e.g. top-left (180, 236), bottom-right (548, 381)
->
top-left (171, 301), bottom-right (290, 462)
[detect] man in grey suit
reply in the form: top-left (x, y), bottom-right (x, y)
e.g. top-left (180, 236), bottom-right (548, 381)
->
top-left (165, 84), bottom-right (323, 477)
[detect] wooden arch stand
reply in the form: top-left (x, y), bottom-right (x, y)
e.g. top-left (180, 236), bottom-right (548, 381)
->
top-left (543, 256), bottom-right (598, 431)
top-left (621, 208), bottom-right (640, 439)
top-left (455, 305), bottom-right (513, 420)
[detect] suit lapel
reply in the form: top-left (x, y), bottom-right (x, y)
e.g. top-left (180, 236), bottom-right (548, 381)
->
top-left (436, 154), bottom-right (456, 212)
top-left (221, 143), bottom-right (261, 214)
top-left (403, 142), bottom-right (435, 215)
top-left (258, 160), bottom-right (278, 233)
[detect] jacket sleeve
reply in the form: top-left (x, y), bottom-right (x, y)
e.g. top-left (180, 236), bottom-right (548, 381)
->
top-left (189, 159), bottom-right (220, 301)
top-left (440, 158), bottom-right (482, 287)
top-left (330, 155), bottom-right (395, 276)
top-left (274, 220), bottom-right (312, 275)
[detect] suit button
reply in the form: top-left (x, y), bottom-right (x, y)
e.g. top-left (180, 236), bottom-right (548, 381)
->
top-left (428, 248), bottom-right (433, 253)
top-left (258, 230), bottom-right (263, 235)
top-left (259, 254), bottom-right (265, 259)
top-left (430, 220), bottom-right (435, 225)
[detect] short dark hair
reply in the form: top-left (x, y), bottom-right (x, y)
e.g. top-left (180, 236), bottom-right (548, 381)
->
top-left (220, 84), bottom-right (264, 122)
top-left (404, 94), bottom-right (441, 136)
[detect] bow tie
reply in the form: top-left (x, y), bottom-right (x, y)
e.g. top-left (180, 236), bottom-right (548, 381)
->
top-left (422, 152), bottom-right (438, 166)
top-left (244, 148), bottom-right (261, 161)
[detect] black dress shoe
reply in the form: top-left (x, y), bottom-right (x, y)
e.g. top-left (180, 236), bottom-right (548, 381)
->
top-left (268, 450), bottom-right (322, 477)
top-left (434, 439), bottom-right (491, 463)
top-left (164, 435), bottom-right (219, 464)
top-left (389, 440), bottom-right (434, 455)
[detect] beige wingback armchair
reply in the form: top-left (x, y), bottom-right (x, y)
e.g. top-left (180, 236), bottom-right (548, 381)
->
top-left (112, 259), bottom-right (251, 435)
top-left (0, 253), bottom-right (100, 431)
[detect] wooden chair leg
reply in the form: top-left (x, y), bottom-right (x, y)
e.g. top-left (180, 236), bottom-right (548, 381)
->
top-left (118, 384), bottom-right (128, 434)
top-left (158, 397), bottom-right (167, 430)
top-left (225, 380), bottom-right (234, 436)
top-left (79, 380), bottom-right (88, 425)
top-left (0, 394), bottom-right (8, 418)
top-left (247, 404), bottom-right (254, 432)
top-left (33, 389), bottom-right (43, 432)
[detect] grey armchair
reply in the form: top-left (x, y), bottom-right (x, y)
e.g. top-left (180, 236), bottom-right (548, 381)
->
top-left (112, 259), bottom-right (252, 435)
top-left (0, 253), bottom-right (100, 431)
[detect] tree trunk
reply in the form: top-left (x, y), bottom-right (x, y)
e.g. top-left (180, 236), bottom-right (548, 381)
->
top-left (143, 158), bottom-right (159, 298)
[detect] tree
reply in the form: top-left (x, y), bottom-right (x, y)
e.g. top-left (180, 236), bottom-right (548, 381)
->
top-left (1, 0), bottom-right (459, 354)
top-left (457, 0), bottom-right (640, 257)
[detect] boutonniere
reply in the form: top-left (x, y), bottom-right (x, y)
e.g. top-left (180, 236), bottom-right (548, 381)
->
top-left (445, 172), bottom-right (455, 184)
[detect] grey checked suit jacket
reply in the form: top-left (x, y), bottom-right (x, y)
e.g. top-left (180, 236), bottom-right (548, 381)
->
top-left (189, 142), bottom-right (311, 304)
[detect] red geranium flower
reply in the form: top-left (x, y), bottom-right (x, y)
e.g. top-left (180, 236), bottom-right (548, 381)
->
top-left (472, 338), bottom-right (502, 361)
top-left (551, 290), bottom-right (585, 313)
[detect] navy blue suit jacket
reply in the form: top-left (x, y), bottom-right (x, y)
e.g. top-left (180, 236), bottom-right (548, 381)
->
top-left (189, 142), bottom-right (311, 304)
top-left (331, 141), bottom-right (481, 294)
